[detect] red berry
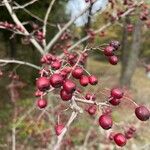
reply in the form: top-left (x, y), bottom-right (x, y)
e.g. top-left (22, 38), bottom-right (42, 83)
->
top-left (51, 61), bottom-right (61, 70)
top-left (108, 55), bottom-right (118, 65)
top-left (109, 97), bottom-right (121, 106)
top-left (98, 114), bottom-right (113, 130)
top-left (79, 75), bottom-right (89, 86)
top-left (72, 67), bottom-right (84, 79)
top-left (125, 132), bottom-right (133, 139)
top-left (49, 74), bottom-right (63, 88)
top-left (111, 88), bottom-right (124, 99)
top-left (85, 93), bottom-right (91, 100)
top-left (37, 98), bottom-right (47, 109)
top-left (87, 105), bottom-right (97, 115)
top-left (36, 77), bottom-right (50, 91)
top-left (60, 89), bottom-right (72, 101)
top-left (60, 70), bottom-right (68, 79)
top-left (85, 93), bottom-right (96, 100)
top-left (55, 124), bottom-right (64, 136)
top-left (109, 40), bottom-right (120, 50)
top-left (89, 75), bottom-right (98, 85)
top-left (63, 79), bottom-right (76, 93)
top-left (109, 132), bottom-right (115, 141)
top-left (135, 106), bottom-right (150, 121)
top-left (114, 133), bottom-right (127, 147)
top-left (35, 90), bottom-right (43, 97)
top-left (104, 46), bottom-right (114, 56)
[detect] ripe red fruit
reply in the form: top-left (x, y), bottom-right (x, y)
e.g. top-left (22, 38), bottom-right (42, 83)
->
top-left (135, 106), bottom-right (150, 121)
top-left (51, 60), bottom-right (61, 70)
top-left (36, 77), bottom-right (50, 91)
top-left (37, 98), bottom-right (47, 109)
top-left (109, 40), bottom-right (120, 50)
top-left (114, 133), bottom-right (127, 147)
top-left (87, 105), bottom-right (97, 115)
top-left (35, 90), bottom-right (43, 97)
top-left (125, 132), bottom-right (133, 139)
top-left (72, 67), bottom-right (83, 79)
top-left (60, 89), bottom-right (72, 101)
top-left (85, 93), bottom-right (91, 100)
top-left (60, 70), bottom-right (68, 79)
top-left (49, 74), bottom-right (63, 88)
top-left (55, 124), bottom-right (64, 136)
top-left (98, 114), bottom-right (113, 130)
top-left (88, 75), bottom-right (98, 85)
top-left (85, 93), bottom-right (96, 100)
top-left (79, 75), bottom-right (89, 86)
top-left (104, 46), bottom-right (114, 56)
top-left (108, 55), bottom-right (118, 65)
top-left (111, 88), bottom-right (124, 99)
top-left (63, 79), bottom-right (76, 93)
top-left (109, 97), bottom-right (121, 106)
top-left (109, 132), bottom-right (115, 141)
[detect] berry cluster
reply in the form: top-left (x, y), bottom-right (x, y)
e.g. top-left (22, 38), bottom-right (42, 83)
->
top-left (35, 49), bottom-right (98, 106)
top-left (0, 21), bottom-right (24, 32)
top-left (34, 43), bottom-right (150, 147)
top-left (103, 40), bottom-right (120, 65)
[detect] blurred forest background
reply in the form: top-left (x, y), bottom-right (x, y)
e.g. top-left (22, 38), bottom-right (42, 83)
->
top-left (0, 0), bottom-right (150, 149)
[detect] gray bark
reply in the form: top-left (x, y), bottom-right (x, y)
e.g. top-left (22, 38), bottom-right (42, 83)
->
top-left (120, 20), bottom-right (143, 87)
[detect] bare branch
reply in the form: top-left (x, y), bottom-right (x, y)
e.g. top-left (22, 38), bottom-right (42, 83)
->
top-left (45, 0), bottom-right (98, 53)
top-left (43, 0), bottom-right (56, 47)
top-left (13, 0), bottom-right (38, 10)
top-left (0, 59), bottom-right (41, 70)
top-left (54, 111), bottom-right (78, 150)
top-left (13, 2), bottom-right (57, 28)
top-left (3, 0), bottom-right (44, 55)
top-left (66, 0), bottom-right (144, 53)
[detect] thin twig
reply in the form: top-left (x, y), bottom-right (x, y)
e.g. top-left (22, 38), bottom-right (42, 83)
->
top-left (45, 0), bottom-right (97, 52)
top-left (13, 0), bottom-right (38, 10)
top-left (0, 59), bottom-right (41, 70)
top-left (3, 0), bottom-right (44, 55)
top-left (43, 0), bottom-right (56, 47)
top-left (66, 0), bottom-right (144, 53)
top-left (54, 111), bottom-right (78, 150)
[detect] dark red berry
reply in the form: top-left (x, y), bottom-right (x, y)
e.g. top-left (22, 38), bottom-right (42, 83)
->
top-left (87, 105), bottom-right (97, 115)
top-left (51, 61), bottom-right (61, 70)
top-left (60, 89), bottom-right (72, 101)
top-left (36, 77), bottom-right (50, 91)
top-left (125, 132), bottom-right (133, 139)
top-left (85, 93), bottom-right (96, 100)
top-left (63, 79), bottom-right (76, 93)
top-left (55, 124), bottom-right (64, 136)
top-left (49, 74), bottom-right (63, 88)
top-left (37, 98), bottom-right (47, 109)
top-left (35, 90), bottom-right (43, 97)
top-left (109, 132), bottom-right (115, 141)
top-left (72, 67), bottom-right (84, 79)
top-left (109, 97), bottom-right (121, 106)
top-left (104, 46), bottom-right (114, 56)
top-left (98, 114), bottom-right (113, 130)
top-left (89, 75), bottom-right (98, 85)
top-left (80, 75), bottom-right (89, 86)
top-left (109, 40), bottom-right (120, 50)
top-left (60, 70), bottom-right (68, 79)
top-left (114, 133), bottom-right (127, 147)
top-left (111, 88), bottom-right (124, 99)
top-left (108, 55), bottom-right (118, 65)
top-left (135, 106), bottom-right (150, 121)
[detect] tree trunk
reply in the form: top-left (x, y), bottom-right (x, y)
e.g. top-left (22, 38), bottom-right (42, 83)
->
top-left (120, 20), bottom-right (142, 87)
top-left (120, 16), bottom-right (130, 74)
